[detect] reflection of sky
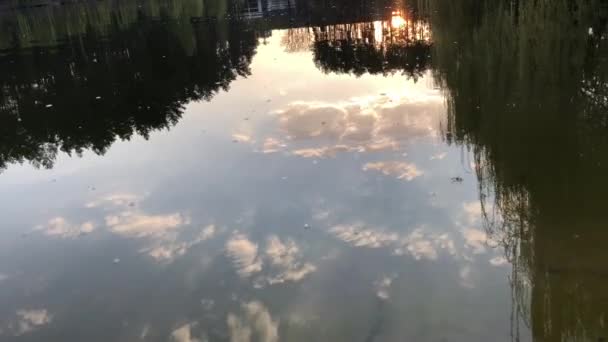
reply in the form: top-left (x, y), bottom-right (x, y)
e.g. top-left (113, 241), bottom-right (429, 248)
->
top-left (0, 31), bottom-right (520, 341)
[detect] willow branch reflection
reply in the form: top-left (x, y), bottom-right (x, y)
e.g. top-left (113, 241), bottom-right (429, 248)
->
top-left (429, 0), bottom-right (608, 340)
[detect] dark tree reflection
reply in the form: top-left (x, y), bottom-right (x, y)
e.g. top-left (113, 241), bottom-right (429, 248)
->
top-left (428, 0), bottom-right (608, 340)
top-left (310, 15), bottom-right (432, 79)
top-left (0, 0), bottom-right (257, 170)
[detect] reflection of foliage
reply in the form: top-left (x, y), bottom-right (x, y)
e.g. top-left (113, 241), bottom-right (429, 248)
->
top-left (429, 0), bottom-right (608, 340)
top-left (311, 21), bottom-right (432, 80)
top-left (0, 0), bottom-right (257, 170)
top-left (0, 0), bottom-right (234, 50)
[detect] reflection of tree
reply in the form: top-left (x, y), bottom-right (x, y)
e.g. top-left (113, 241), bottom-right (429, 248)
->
top-left (309, 18), bottom-right (432, 79)
top-left (429, 0), bottom-right (608, 340)
top-left (0, 0), bottom-right (257, 170)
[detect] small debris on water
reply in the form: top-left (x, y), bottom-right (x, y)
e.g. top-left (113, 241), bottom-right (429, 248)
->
top-left (304, 224), bottom-right (310, 229)
top-left (95, 96), bottom-right (101, 100)
top-left (128, 202), bottom-right (135, 207)
top-left (450, 176), bottom-right (463, 183)
top-left (113, 258), bottom-right (120, 264)
top-left (45, 104), bottom-right (53, 108)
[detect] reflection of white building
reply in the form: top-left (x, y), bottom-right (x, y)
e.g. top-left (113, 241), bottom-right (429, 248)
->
top-left (242, 0), bottom-right (294, 19)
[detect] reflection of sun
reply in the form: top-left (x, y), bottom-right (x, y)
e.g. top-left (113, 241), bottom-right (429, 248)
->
top-left (391, 12), bottom-right (406, 28)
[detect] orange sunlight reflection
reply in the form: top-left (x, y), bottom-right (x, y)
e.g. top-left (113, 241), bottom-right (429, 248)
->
top-left (391, 12), bottom-right (407, 28)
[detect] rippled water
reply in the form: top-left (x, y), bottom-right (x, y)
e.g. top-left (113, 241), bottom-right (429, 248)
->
top-left (0, 0), bottom-right (607, 341)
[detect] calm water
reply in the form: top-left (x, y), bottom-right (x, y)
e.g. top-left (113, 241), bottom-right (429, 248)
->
top-left (0, 0), bottom-right (607, 341)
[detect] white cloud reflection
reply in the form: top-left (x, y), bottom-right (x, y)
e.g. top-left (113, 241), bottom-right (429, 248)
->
top-left (226, 234), bottom-right (264, 278)
top-left (329, 224), bottom-right (456, 261)
top-left (225, 234), bottom-right (316, 286)
top-left (374, 274), bottom-right (397, 300)
top-left (489, 256), bottom-right (508, 266)
top-left (105, 212), bottom-right (187, 238)
top-left (363, 161), bottom-right (423, 181)
top-left (265, 236), bottom-right (316, 285)
top-left (227, 301), bottom-right (278, 342)
top-left (15, 309), bottom-right (52, 335)
top-left (265, 92), bottom-right (442, 158)
top-left (461, 228), bottom-right (488, 255)
top-left (170, 323), bottom-right (205, 342)
top-left (85, 193), bottom-right (139, 208)
top-left (142, 225), bottom-right (218, 263)
top-left (35, 217), bottom-right (95, 238)
top-left (232, 133), bottom-right (254, 144)
top-left (261, 138), bottom-right (286, 154)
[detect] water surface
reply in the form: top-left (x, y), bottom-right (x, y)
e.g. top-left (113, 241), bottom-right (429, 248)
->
top-left (0, 0), bottom-right (607, 341)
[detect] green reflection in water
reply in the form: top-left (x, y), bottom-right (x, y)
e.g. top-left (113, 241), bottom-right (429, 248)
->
top-left (428, 0), bottom-right (608, 340)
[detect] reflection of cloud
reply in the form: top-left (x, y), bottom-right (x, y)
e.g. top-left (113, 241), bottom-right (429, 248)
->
top-left (462, 202), bottom-right (482, 225)
top-left (232, 133), bottom-right (254, 143)
top-left (374, 274), bottom-right (397, 300)
top-left (15, 309), bottom-right (52, 335)
top-left (265, 236), bottom-right (316, 285)
top-left (402, 234), bottom-right (438, 258)
top-left (292, 145), bottom-right (355, 158)
top-left (35, 217), bottom-right (95, 238)
top-left (226, 234), bottom-right (264, 278)
top-left (140, 324), bottom-right (151, 340)
top-left (85, 193), bottom-right (139, 208)
top-left (146, 243), bottom-right (190, 261)
top-left (106, 212), bottom-right (186, 238)
top-left (261, 138), bottom-right (285, 153)
top-left (459, 265), bottom-right (475, 289)
top-left (197, 225), bottom-right (217, 241)
top-left (269, 94), bottom-right (442, 158)
top-left (226, 234), bottom-right (316, 286)
top-left (87, 192), bottom-right (207, 262)
top-left (489, 256), bottom-right (508, 266)
top-left (363, 161), bottom-right (423, 181)
top-left (329, 224), bottom-right (399, 248)
top-left (330, 224), bottom-right (455, 261)
top-left (227, 301), bottom-right (278, 342)
top-left (143, 225), bottom-right (217, 262)
top-left (430, 152), bottom-right (447, 160)
top-left (461, 229), bottom-right (487, 255)
top-left (170, 323), bottom-right (205, 342)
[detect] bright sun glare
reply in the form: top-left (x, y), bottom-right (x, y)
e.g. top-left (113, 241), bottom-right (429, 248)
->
top-left (390, 12), bottom-right (406, 28)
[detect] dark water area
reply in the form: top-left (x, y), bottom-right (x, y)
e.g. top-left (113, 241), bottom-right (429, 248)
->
top-left (0, 0), bottom-right (607, 341)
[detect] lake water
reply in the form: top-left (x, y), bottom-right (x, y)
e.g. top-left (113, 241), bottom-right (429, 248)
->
top-left (0, 0), bottom-right (607, 341)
